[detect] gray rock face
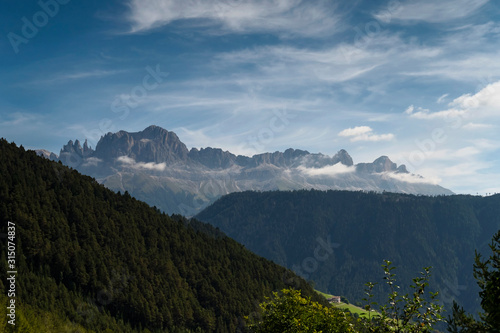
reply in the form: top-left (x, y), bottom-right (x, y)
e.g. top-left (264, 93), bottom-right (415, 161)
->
top-left (94, 125), bottom-right (189, 164)
top-left (357, 156), bottom-right (397, 173)
top-left (45, 125), bottom-right (454, 215)
top-left (334, 149), bottom-right (354, 166)
top-left (189, 147), bottom-right (237, 169)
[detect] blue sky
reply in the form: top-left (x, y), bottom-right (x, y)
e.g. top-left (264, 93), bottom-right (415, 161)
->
top-left (1, 0), bottom-right (500, 194)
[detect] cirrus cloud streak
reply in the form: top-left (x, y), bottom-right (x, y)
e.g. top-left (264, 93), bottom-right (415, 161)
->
top-left (126, 0), bottom-right (342, 37)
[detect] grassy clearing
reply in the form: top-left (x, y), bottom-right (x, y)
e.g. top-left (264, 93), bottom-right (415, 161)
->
top-left (335, 303), bottom-right (380, 319)
top-left (315, 290), bottom-right (380, 319)
top-left (315, 290), bottom-right (335, 299)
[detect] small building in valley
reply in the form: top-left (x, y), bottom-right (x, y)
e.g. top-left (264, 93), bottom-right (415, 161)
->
top-left (327, 296), bottom-right (341, 304)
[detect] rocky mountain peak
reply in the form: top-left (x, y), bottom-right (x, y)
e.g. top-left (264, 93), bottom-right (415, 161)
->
top-left (83, 139), bottom-right (92, 153)
top-left (74, 139), bottom-right (82, 151)
top-left (35, 149), bottom-right (58, 161)
top-left (142, 125), bottom-right (171, 138)
top-left (93, 125), bottom-right (189, 164)
top-left (60, 139), bottom-right (94, 158)
top-left (373, 156), bottom-right (397, 172)
top-left (356, 155), bottom-right (405, 173)
top-left (397, 164), bottom-right (408, 173)
top-left (333, 149), bottom-right (354, 166)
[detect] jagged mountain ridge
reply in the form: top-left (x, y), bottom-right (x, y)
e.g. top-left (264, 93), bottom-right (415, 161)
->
top-left (38, 125), bottom-right (453, 215)
top-left (55, 125), bottom-right (354, 170)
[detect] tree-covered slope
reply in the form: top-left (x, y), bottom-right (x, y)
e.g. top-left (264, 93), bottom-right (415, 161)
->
top-left (0, 139), bottom-right (322, 332)
top-left (196, 190), bottom-right (500, 316)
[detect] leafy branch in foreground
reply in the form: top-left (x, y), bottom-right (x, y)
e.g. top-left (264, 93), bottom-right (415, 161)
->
top-left (248, 262), bottom-right (444, 333)
top-left (247, 288), bottom-right (355, 333)
top-left (359, 260), bottom-right (443, 332)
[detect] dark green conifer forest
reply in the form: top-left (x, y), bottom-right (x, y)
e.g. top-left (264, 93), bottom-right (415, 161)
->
top-left (0, 139), bottom-right (322, 332)
top-left (196, 189), bottom-right (500, 316)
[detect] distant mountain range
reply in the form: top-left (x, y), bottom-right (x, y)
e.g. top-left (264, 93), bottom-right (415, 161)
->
top-left (38, 125), bottom-right (453, 215)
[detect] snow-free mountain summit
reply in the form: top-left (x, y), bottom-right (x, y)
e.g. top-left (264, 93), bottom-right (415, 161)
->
top-left (42, 125), bottom-right (453, 215)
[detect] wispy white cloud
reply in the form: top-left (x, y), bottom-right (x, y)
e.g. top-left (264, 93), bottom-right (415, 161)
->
top-left (338, 126), bottom-right (394, 142)
top-left (384, 172), bottom-right (441, 185)
top-left (454, 146), bottom-right (482, 158)
top-left (462, 122), bottom-right (495, 130)
top-left (443, 161), bottom-right (492, 177)
top-left (400, 53), bottom-right (500, 81)
top-left (55, 70), bottom-right (125, 81)
top-left (0, 112), bottom-right (43, 126)
top-left (297, 163), bottom-right (355, 177)
top-left (449, 80), bottom-right (500, 111)
top-left (214, 44), bottom-right (385, 84)
top-left (405, 107), bottom-right (467, 120)
top-left (395, 21), bottom-right (500, 81)
top-left (82, 157), bottom-right (103, 167)
top-left (126, 0), bottom-right (342, 37)
top-left (374, 0), bottom-right (490, 23)
top-left (393, 133), bottom-right (500, 194)
top-left (338, 126), bottom-right (372, 137)
top-left (442, 22), bottom-right (500, 49)
top-left (404, 105), bottom-right (414, 114)
top-left (394, 136), bottom-right (499, 174)
top-left (215, 33), bottom-right (442, 84)
top-left (36, 70), bottom-right (127, 85)
top-left (470, 138), bottom-right (500, 150)
top-left (117, 156), bottom-right (167, 171)
top-left (406, 80), bottom-right (500, 121)
top-left (437, 94), bottom-right (449, 104)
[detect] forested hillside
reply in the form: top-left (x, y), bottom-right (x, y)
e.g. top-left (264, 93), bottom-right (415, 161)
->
top-left (196, 190), bottom-right (500, 316)
top-left (0, 139), bottom-right (322, 332)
